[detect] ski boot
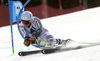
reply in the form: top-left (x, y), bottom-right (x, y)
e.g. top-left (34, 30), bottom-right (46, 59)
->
top-left (57, 39), bottom-right (71, 46)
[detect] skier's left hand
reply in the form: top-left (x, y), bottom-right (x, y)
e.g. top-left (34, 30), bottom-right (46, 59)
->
top-left (24, 36), bottom-right (37, 46)
top-left (29, 36), bottom-right (36, 44)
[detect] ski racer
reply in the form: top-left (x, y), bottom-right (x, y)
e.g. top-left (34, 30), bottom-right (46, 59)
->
top-left (19, 11), bottom-right (69, 48)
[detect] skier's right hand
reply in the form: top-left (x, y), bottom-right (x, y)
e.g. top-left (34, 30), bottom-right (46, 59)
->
top-left (24, 36), bottom-right (30, 47)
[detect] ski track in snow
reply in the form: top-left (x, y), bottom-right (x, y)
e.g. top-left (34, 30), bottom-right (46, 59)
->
top-left (0, 7), bottom-right (100, 61)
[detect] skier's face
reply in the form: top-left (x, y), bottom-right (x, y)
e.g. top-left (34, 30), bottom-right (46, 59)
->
top-left (21, 21), bottom-right (30, 28)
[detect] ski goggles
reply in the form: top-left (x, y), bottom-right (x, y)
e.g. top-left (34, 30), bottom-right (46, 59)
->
top-left (21, 20), bottom-right (29, 24)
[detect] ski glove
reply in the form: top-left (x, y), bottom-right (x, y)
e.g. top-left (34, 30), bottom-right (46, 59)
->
top-left (24, 36), bottom-right (30, 46)
top-left (24, 36), bottom-right (36, 47)
top-left (29, 36), bottom-right (36, 44)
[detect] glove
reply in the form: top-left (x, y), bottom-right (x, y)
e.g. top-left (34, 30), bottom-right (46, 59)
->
top-left (24, 36), bottom-right (37, 46)
top-left (24, 36), bottom-right (30, 46)
top-left (29, 36), bottom-right (36, 44)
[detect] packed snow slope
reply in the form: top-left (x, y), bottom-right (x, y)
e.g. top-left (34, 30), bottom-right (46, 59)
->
top-left (0, 7), bottom-right (100, 61)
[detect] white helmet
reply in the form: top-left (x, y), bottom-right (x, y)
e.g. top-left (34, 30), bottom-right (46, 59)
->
top-left (21, 11), bottom-right (33, 21)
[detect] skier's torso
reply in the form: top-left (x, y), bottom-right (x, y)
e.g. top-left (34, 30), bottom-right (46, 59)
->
top-left (19, 17), bottom-right (45, 38)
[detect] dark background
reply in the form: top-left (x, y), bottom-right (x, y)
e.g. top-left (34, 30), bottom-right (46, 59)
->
top-left (0, 0), bottom-right (100, 27)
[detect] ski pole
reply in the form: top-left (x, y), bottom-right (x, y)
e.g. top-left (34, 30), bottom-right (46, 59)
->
top-left (36, 40), bottom-right (98, 45)
top-left (73, 41), bottom-right (98, 45)
top-left (68, 39), bottom-right (98, 45)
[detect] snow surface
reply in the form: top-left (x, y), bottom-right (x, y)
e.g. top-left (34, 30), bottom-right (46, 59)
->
top-left (1, 7), bottom-right (100, 61)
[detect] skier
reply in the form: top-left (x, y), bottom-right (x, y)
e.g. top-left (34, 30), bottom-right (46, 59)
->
top-left (19, 11), bottom-right (69, 48)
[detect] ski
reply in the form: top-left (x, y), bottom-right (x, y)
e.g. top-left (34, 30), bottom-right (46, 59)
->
top-left (18, 40), bottom-right (99, 56)
top-left (18, 45), bottom-right (94, 56)
top-left (18, 47), bottom-right (60, 56)
top-left (18, 50), bottom-right (41, 56)
top-left (18, 45), bottom-right (81, 56)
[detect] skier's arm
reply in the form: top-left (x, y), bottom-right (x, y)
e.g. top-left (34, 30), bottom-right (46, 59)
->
top-left (19, 23), bottom-right (26, 38)
top-left (19, 23), bottom-right (32, 46)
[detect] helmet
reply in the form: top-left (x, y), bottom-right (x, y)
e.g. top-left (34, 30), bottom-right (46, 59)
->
top-left (21, 11), bottom-right (33, 21)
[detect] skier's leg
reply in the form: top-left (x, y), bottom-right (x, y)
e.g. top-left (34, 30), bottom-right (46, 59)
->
top-left (36, 29), bottom-right (70, 47)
